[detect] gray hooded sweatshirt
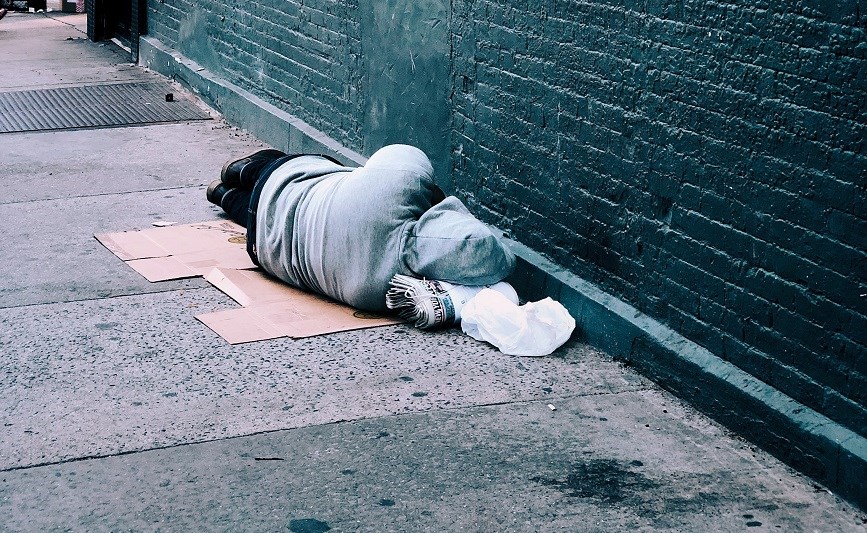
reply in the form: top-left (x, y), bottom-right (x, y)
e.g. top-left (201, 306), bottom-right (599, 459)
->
top-left (256, 144), bottom-right (515, 312)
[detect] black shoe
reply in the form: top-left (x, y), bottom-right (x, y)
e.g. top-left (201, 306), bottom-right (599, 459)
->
top-left (220, 149), bottom-right (286, 188)
top-left (206, 179), bottom-right (233, 206)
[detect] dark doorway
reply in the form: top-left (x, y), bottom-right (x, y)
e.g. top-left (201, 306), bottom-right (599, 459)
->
top-left (87, 0), bottom-right (146, 61)
top-left (107, 0), bottom-right (133, 45)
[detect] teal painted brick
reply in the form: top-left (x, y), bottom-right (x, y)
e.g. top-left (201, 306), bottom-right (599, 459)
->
top-left (451, 0), bottom-right (866, 441)
top-left (146, 0), bottom-right (866, 498)
top-left (148, 0), bottom-right (363, 151)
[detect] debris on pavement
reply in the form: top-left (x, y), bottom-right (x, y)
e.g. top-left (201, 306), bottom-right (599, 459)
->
top-left (387, 274), bottom-right (576, 356)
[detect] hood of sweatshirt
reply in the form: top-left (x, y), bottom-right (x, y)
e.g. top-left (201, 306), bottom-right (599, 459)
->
top-left (402, 196), bottom-right (516, 286)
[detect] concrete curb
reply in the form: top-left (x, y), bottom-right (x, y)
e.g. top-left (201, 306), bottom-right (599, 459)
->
top-left (505, 240), bottom-right (866, 509)
top-left (139, 36), bottom-right (866, 510)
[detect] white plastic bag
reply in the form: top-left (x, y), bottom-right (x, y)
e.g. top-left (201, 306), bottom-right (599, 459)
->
top-left (460, 288), bottom-right (576, 357)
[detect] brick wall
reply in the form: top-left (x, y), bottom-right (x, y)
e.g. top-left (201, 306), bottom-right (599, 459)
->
top-left (143, 0), bottom-right (866, 438)
top-left (145, 0), bottom-right (451, 175)
top-left (147, 0), bottom-right (363, 150)
top-left (452, 0), bottom-right (866, 436)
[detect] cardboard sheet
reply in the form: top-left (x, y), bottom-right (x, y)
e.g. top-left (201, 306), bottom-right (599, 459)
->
top-left (196, 268), bottom-right (398, 343)
top-left (95, 220), bottom-right (256, 281)
top-left (96, 220), bottom-right (400, 343)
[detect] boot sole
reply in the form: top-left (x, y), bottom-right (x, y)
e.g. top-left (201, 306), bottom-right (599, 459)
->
top-left (220, 149), bottom-right (286, 187)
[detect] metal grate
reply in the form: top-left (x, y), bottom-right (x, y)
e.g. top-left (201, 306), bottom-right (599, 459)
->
top-left (0, 82), bottom-right (211, 133)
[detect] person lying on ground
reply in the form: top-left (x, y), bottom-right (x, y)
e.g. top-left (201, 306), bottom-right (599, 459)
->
top-left (207, 144), bottom-right (515, 313)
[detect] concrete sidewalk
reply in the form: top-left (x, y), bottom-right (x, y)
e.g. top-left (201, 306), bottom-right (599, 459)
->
top-left (0, 12), bottom-right (864, 531)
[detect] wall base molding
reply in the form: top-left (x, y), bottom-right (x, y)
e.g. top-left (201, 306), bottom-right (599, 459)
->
top-left (506, 240), bottom-right (866, 509)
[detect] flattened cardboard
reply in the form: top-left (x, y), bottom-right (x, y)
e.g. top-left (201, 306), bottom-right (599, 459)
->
top-left (95, 220), bottom-right (256, 281)
top-left (95, 220), bottom-right (400, 343)
top-left (194, 307), bottom-right (286, 344)
top-left (196, 268), bottom-right (399, 344)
